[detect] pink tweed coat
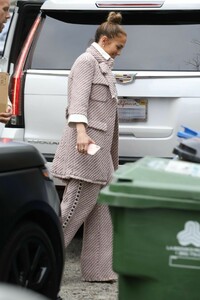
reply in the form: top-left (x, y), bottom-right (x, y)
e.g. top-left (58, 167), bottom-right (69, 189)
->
top-left (51, 45), bottom-right (119, 185)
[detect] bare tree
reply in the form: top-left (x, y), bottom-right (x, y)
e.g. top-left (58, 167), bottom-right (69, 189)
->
top-left (186, 39), bottom-right (200, 70)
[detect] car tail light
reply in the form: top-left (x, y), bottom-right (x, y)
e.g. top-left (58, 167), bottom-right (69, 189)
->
top-left (42, 167), bottom-right (53, 181)
top-left (42, 163), bottom-right (54, 181)
top-left (95, 0), bottom-right (164, 8)
top-left (9, 15), bottom-right (42, 126)
top-left (1, 138), bottom-right (12, 143)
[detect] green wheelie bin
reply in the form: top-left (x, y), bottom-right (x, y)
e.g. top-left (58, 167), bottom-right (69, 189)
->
top-left (98, 156), bottom-right (200, 300)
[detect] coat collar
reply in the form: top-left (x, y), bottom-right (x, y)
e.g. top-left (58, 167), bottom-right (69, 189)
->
top-left (86, 45), bottom-right (114, 69)
top-left (86, 45), bottom-right (117, 100)
top-left (91, 42), bottom-right (110, 60)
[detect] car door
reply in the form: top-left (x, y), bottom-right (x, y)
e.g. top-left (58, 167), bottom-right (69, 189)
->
top-left (0, 0), bottom-right (44, 74)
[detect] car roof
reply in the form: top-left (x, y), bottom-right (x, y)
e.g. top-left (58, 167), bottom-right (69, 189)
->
top-left (41, 0), bottom-right (200, 11)
top-left (17, 0), bottom-right (45, 4)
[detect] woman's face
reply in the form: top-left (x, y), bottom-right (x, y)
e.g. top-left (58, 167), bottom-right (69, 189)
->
top-left (102, 34), bottom-right (127, 59)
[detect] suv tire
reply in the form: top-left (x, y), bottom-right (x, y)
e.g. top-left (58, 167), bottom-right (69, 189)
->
top-left (0, 221), bottom-right (60, 300)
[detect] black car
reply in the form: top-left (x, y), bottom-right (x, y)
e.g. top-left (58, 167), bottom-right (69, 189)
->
top-left (0, 139), bottom-right (64, 300)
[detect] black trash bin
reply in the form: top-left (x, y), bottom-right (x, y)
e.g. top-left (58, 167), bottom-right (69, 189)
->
top-left (173, 137), bottom-right (200, 163)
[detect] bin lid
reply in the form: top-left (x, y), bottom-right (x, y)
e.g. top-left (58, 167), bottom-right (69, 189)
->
top-left (173, 137), bottom-right (200, 163)
top-left (98, 157), bottom-right (200, 210)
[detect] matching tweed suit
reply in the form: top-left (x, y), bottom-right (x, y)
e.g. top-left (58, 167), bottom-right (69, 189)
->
top-left (51, 45), bottom-right (119, 281)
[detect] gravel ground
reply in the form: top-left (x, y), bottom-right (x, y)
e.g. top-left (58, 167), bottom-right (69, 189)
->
top-left (59, 237), bottom-right (118, 300)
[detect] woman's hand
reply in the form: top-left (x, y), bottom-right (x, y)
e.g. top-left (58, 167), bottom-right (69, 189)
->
top-left (0, 105), bottom-right (12, 124)
top-left (76, 123), bottom-right (95, 154)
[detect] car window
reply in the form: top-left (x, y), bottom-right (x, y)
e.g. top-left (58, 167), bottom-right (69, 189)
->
top-left (29, 11), bottom-right (200, 71)
top-left (30, 16), bottom-right (96, 70)
top-left (122, 24), bottom-right (200, 71)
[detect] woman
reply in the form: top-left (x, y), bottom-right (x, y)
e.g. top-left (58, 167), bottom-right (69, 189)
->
top-left (51, 11), bottom-right (127, 282)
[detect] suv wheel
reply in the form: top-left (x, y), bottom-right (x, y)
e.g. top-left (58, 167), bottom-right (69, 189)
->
top-left (0, 222), bottom-right (59, 300)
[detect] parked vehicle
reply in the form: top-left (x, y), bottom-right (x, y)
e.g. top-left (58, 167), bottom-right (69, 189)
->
top-left (0, 139), bottom-right (64, 300)
top-left (0, 0), bottom-right (44, 74)
top-left (2, 0), bottom-right (200, 185)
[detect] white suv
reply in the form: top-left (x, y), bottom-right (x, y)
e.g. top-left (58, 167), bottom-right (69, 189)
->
top-left (2, 0), bottom-right (200, 184)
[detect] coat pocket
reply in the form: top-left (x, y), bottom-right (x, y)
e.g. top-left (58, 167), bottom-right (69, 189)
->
top-left (90, 82), bottom-right (109, 102)
top-left (88, 119), bottom-right (107, 132)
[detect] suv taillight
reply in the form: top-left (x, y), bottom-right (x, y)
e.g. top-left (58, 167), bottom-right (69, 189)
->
top-left (9, 15), bottom-right (41, 126)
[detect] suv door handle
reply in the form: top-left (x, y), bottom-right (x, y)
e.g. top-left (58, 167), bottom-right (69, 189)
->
top-left (119, 127), bottom-right (173, 138)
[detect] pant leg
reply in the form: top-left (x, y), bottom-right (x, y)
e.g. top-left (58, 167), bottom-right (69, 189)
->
top-left (80, 203), bottom-right (117, 281)
top-left (61, 178), bottom-right (116, 281)
top-left (61, 179), bottom-right (101, 248)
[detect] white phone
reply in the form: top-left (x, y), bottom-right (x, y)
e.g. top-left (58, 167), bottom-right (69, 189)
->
top-left (87, 144), bottom-right (101, 155)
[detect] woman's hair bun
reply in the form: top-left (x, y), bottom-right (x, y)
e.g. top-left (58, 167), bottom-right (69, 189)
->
top-left (94, 11), bottom-right (126, 42)
top-left (107, 12), bottom-right (122, 24)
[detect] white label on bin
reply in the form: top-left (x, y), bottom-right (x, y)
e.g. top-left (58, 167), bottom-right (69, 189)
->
top-left (177, 221), bottom-right (200, 247)
top-left (166, 221), bottom-right (200, 269)
top-left (165, 160), bottom-right (200, 177)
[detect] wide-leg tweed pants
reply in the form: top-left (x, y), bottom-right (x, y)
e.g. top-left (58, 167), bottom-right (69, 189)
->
top-left (61, 179), bottom-right (117, 281)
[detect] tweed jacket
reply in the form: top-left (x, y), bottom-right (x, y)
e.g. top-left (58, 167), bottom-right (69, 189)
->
top-left (51, 45), bottom-right (119, 185)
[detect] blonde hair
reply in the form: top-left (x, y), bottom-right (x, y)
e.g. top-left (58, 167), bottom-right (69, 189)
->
top-left (95, 12), bottom-right (126, 42)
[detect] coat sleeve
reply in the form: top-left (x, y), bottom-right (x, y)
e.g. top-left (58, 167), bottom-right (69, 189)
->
top-left (68, 53), bottom-right (95, 118)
